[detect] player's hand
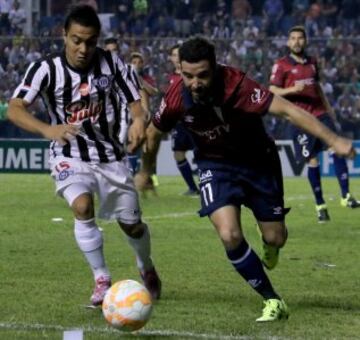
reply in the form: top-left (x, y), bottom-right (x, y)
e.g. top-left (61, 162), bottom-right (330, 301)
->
top-left (331, 136), bottom-right (356, 159)
top-left (134, 170), bottom-right (155, 193)
top-left (42, 124), bottom-right (79, 145)
top-left (292, 82), bottom-right (305, 93)
top-left (127, 117), bottom-right (146, 153)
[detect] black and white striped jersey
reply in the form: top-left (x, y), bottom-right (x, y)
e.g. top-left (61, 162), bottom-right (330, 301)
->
top-left (12, 47), bottom-right (140, 163)
top-left (118, 63), bottom-right (142, 145)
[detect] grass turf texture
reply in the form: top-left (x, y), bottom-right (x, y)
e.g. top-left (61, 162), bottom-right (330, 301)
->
top-left (1, 174), bottom-right (360, 339)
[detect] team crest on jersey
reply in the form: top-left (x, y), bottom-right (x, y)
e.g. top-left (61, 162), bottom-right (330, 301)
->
top-left (93, 75), bottom-right (114, 90)
top-left (250, 88), bottom-right (265, 104)
top-left (65, 100), bottom-right (103, 125)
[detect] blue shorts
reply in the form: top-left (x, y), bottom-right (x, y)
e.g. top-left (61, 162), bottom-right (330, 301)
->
top-left (171, 122), bottom-right (195, 152)
top-left (291, 113), bottom-right (336, 162)
top-left (197, 152), bottom-right (289, 222)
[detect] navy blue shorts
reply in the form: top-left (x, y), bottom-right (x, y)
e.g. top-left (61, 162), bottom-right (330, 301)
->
top-left (291, 113), bottom-right (336, 162)
top-left (171, 122), bottom-right (195, 152)
top-left (197, 151), bottom-right (289, 222)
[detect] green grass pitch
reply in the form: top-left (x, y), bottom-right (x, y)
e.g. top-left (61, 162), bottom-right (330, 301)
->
top-left (1, 174), bottom-right (360, 339)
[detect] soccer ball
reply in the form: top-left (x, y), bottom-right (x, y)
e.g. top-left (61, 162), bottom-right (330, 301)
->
top-left (102, 280), bottom-right (153, 332)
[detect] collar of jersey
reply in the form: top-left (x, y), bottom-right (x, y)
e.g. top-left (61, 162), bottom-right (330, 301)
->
top-left (287, 54), bottom-right (310, 65)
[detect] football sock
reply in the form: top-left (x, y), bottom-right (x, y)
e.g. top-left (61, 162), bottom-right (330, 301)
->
top-left (74, 218), bottom-right (110, 280)
top-left (308, 165), bottom-right (325, 205)
top-left (127, 153), bottom-right (139, 174)
top-left (126, 224), bottom-right (153, 272)
top-left (226, 240), bottom-right (280, 300)
top-left (177, 159), bottom-right (198, 191)
top-left (332, 154), bottom-right (349, 198)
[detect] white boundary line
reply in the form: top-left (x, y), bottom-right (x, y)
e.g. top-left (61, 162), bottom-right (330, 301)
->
top-left (0, 322), bottom-right (259, 340)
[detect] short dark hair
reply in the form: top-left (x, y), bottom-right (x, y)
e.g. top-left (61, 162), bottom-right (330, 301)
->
top-left (288, 26), bottom-right (307, 40)
top-left (169, 44), bottom-right (180, 55)
top-left (64, 5), bottom-right (101, 34)
top-left (130, 52), bottom-right (144, 62)
top-left (104, 37), bottom-right (118, 45)
top-left (178, 36), bottom-right (216, 69)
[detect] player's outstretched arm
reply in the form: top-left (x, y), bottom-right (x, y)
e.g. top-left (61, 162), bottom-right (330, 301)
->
top-left (7, 98), bottom-right (78, 145)
top-left (269, 95), bottom-right (356, 158)
top-left (134, 122), bottom-right (163, 191)
top-left (127, 100), bottom-right (147, 153)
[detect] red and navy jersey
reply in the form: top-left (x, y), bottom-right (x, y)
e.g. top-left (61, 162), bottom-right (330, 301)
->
top-left (270, 55), bottom-right (327, 117)
top-left (168, 72), bottom-right (181, 86)
top-left (153, 64), bottom-right (274, 164)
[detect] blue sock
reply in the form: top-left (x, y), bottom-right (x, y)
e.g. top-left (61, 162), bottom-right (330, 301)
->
top-left (226, 240), bottom-right (279, 300)
top-left (332, 154), bottom-right (349, 198)
top-left (177, 159), bottom-right (198, 191)
top-left (127, 154), bottom-right (139, 174)
top-left (308, 166), bottom-right (325, 205)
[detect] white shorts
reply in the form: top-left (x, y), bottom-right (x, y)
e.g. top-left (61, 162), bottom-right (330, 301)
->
top-left (49, 157), bottom-right (141, 223)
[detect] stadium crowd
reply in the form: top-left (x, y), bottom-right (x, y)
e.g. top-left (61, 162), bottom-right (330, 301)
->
top-left (0, 0), bottom-right (359, 139)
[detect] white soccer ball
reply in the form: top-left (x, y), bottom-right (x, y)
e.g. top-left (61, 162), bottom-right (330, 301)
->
top-left (102, 280), bottom-right (153, 332)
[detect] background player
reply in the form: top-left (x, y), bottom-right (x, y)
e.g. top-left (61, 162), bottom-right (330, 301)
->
top-left (269, 26), bottom-right (360, 223)
top-left (136, 36), bottom-right (356, 322)
top-left (7, 5), bottom-right (161, 305)
top-left (168, 44), bottom-right (199, 196)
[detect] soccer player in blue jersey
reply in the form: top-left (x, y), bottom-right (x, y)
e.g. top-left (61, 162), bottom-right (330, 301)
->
top-left (7, 4), bottom-right (161, 305)
top-left (136, 36), bottom-right (355, 321)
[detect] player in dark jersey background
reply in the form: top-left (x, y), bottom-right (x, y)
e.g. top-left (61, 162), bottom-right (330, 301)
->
top-left (270, 26), bottom-right (360, 223)
top-left (136, 36), bottom-right (355, 322)
top-left (168, 44), bottom-right (199, 196)
top-left (7, 5), bottom-right (161, 306)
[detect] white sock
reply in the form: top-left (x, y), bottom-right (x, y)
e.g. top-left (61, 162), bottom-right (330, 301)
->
top-left (74, 218), bottom-right (110, 280)
top-left (126, 224), bottom-right (153, 272)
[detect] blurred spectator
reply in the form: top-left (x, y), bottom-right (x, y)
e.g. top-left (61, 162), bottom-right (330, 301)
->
top-left (243, 19), bottom-right (259, 38)
top-left (8, 0), bottom-right (25, 34)
top-left (339, 0), bottom-right (360, 36)
top-left (173, 0), bottom-right (193, 36)
top-left (304, 2), bottom-right (322, 36)
top-left (262, 0), bottom-right (284, 36)
top-left (232, 0), bottom-right (252, 24)
top-left (0, 0), bottom-right (11, 34)
top-left (336, 87), bottom-right (359, 138)
top-left (211, 18), bottom-right (231, 39)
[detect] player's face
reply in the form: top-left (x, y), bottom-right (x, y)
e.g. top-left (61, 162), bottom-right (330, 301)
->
top-left (105, 42), bottom-right (118, 52)
top-left (169, 48), bottom-right (180, 69)
top-left (63, 23), bottom-right (98, 70)
top-left (131, 57), bottom-right (144, 72)
top-left (287, 31), bottom-right (306, 55)
top-left (181, 60), bottom-right (213, 103)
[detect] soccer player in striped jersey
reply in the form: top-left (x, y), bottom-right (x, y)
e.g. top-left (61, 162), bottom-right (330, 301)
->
top-left (7, 4), bottom-right (161, 305)
top-left (137, 36), bottom-right (356, 321)
top-left (269, 26), bottom-right (360, 223)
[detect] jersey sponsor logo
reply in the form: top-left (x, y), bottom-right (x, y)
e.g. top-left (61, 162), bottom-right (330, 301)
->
top-left (191, 124), bottom-right (230, 140)
top-left (294, 78), bottom-right (314, 86)
top-left (250, 88), bottom-right (266, 104)
top-left (79, 83), bottom-right (90, 96)
top-left (58, 169), bottom-right (74, 181)
top-left (65, 100), bottom-right (103, 125)
top-left (291, 69), bottom-right (298, 74)
top-left (93, 74), bottom-right (114, 90)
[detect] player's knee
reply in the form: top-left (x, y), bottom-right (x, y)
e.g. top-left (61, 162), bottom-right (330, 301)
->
top-left (118, 221), bottom-right (146, 238)
top-left (263, 227), bottom-right (287, 248)
top-left (72, 194), bottom-right (94, 220)
top-left (218, 227), bottom-right (244, 248)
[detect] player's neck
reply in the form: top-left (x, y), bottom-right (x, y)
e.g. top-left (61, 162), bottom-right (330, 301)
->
top-left (290, 53), bottom-right (306, 64)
